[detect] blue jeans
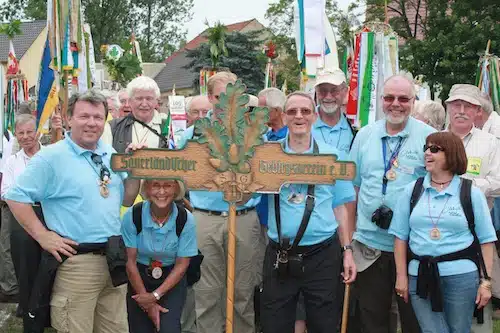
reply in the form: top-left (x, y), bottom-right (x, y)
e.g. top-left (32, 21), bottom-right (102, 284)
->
top-left (409, 270), bottom-right (479, 333)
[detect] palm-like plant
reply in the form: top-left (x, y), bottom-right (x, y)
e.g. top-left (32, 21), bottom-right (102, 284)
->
top-left (0, 20), bottom-right (22, 39)
top-left (205, 20), bottom-right (228, 69)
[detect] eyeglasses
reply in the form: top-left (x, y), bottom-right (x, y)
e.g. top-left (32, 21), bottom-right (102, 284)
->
top-left (383, 95), bottom-right (414, 104)
top-left (423, 145), bottom-right (444, 153)
top-left (284, 108), bottom-right (313, 116)
top-left (189, 109), bottom-right (210, 117)
top-left (91, 153), bottom-right (111, 181)
top-left (150, 183), bottom-right (177, 192)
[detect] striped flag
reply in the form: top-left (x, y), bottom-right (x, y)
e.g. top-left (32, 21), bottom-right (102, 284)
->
top-left (36, 36), bottom-right (59, 133)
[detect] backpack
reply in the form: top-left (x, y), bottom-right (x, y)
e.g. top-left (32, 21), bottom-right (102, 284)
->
top-left (409, 177), bottom-right (489, 323)
top-left (132, 201), bottom-right (203, 286)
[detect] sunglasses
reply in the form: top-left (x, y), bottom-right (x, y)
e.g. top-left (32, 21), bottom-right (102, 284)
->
top-left (284, 108), bottom-right (313, 116)
top-left (91, 153), bottom-right (111, 181)
top-left (423, 145), bottom-right (444, 153)
top-left (383, 96), bottom-right (413, 104)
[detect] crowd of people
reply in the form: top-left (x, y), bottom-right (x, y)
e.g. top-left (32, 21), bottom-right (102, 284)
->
top-left (0, 68), bottom-right (499, 333)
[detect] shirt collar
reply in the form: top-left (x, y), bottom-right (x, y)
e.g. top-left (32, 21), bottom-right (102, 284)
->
top-left (143, 201), bottom-right (178, 234)
top-left (313, 112), bottom-right (349, 132)
top-left (19, 142), bottom-right (43, 159)
top-left (422, 173), bottom-right (461, 196)
top-left (379, 117), bottom-right (412, 139)
top-left (65, 132), bottom-right (107, 156)
top-left (283, 134), bottom-right (315, 154)
top-left (267, 126), bottom-right (288, 141)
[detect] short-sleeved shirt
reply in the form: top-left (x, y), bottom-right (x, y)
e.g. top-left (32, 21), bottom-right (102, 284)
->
top-left (312, 113), bottom-right (354, 154)
top-left (4, 134), bottom-right (127, 243)
top-left (176, 123), bottom-right (260, 212)
top-left (349, 117), bottom-right (436, 252)
top-left (1, 145), bottom-right (44, 199)
top-left (0, 131), bottom-right (14, 173)
top-left (121, 201), bottom-right (198, 266)
top-left (389, 174), bottom-right (497, 276)
top-left (266, 135), bottom-right (356, 246)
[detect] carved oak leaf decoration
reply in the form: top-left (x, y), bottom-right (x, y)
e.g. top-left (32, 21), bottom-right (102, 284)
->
top-left (241, 106), bottom-right (269, 160)
top-left (195, 118), bottom-right (229, 171)
top-left (217, 80), bottom-right (248, 147)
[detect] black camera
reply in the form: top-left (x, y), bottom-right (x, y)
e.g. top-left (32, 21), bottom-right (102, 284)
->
top-left (274, 249), bottom-right (304, 279)
top-left (371, 204), bottom-right (393, 230)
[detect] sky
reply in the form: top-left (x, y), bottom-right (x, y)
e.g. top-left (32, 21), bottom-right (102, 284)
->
top-left (186, 0), bottom-right (357, 40)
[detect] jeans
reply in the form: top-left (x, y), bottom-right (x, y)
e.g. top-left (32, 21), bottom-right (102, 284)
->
top-left (409, 270), bottom-right (479, 333)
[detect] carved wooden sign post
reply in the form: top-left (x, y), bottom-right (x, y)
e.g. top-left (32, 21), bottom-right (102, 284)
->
top-left (111, 80), bottom-right (356, 333)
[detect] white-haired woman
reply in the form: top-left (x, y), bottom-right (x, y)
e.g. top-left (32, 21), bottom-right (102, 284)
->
top-left (122, 179), bottom-right (197, 333)
top-left (413, 100), bottom-right (446, 131)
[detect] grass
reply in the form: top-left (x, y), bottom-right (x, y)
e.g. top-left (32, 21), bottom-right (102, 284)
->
top-left (2, 307), bottom-right (500, 332)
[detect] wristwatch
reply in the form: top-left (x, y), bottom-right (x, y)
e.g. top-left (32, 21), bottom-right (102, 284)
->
top-left (152, 291), bottom-right (161, 301)
top-left (342, 244), bottom-right (353, 253)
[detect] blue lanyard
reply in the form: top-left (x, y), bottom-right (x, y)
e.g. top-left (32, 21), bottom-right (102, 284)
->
top-left (381, 137), bottom-right (404, 195)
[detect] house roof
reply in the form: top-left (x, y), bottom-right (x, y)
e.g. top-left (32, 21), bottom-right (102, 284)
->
top-left (155, 18), bottom-right (258, 93)
top-left (154, 51), bottom-right (195, 92)
top-left (0, 20), bottom-right (46, 62)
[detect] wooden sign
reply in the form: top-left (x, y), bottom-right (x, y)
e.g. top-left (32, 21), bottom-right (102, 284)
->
top-left (111, 80), bottom-right (356, 333)
top-left (112, 143), bottom-right (355, 202)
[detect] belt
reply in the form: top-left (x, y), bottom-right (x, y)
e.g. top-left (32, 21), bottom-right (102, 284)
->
top-left (269, 235), bottom-right (336, 257)
top-left (196, 207), bottom-right (255, 217)
top-left (77, 243), bottom-right (107, 256)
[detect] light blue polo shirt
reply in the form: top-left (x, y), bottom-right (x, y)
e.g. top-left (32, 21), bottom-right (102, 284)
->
top-left (5, 134), bottom-right (127, 243)
top-left (389, 174), bottom-right (497, 276)
top-left (349, 117), bottom-right (436, 252)
top-left (121, 201), bottom-right (198, 266)
top-left (312, 113), bottom-right (354, 154)
top-left (266, 135), bottom-right (356, 246)
top-left (176, 124), bottom-right (260, 211)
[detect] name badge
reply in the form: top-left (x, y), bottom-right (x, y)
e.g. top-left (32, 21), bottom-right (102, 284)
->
top-left (397, 165), bottom-right (415, 175)
top-left (466, 157), bottom-right (482, 176)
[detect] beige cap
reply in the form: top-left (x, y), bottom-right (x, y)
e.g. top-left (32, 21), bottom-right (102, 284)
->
top-left (246, 94), bottom-right (259, 108)
top-left (445, 84), bottom-right (482, 106)
top-left (314, 69), bottom-right (346, 88)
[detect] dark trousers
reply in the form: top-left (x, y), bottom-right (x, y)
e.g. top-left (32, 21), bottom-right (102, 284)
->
top-left (10, 205), bottom-right (45, 325)
top-left (127, 263), bottom-right (187, 333)
top-left (349, 252), bottom-right (421, 333)
top-left (260, 236), bottom-right (342, 333)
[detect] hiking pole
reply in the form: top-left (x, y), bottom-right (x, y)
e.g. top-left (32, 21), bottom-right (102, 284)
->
top-left (341, 283), bottom-right (351, 333)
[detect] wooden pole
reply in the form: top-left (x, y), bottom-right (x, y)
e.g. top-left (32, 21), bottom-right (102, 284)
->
top-left (340, 284), bottom-right (351, 333)
top-left (225, 203), bottom-right (237, 333)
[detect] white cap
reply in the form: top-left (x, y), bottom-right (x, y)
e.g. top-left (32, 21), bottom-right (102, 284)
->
top-left (314, 69), bottom-right (347, 88)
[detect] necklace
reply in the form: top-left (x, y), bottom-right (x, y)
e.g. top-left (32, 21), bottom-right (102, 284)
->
top-left (83, 155), bottom-right (111, 198)
top-left (134, 122), bottom-right (151, 144)
top-left (151, 209), bottom-right (170, 228)
top-left (431, 178), bottom-right (452, 190)
top-left (427, 192), bottom-right (450, 240)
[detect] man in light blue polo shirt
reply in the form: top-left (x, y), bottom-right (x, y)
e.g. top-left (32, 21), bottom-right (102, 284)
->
top-left (348, 75), bottom-right (435, 333)
top-left (5, 90), bottom-right (141, 333)
top-left (176, 72), bottom-right (262, 333)
top-left (312, 69), bottom-right (355, 154)
top-left (260, 91), bottom-right (356, 333)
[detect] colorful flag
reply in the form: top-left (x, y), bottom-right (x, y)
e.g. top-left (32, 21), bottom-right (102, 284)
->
top-left (36, 37), bottom-right (59, 133)
top-left (7, 40), bottom-right (19, 75)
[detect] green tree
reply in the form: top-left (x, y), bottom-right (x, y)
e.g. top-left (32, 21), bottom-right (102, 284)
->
top-left (364, 0), bottom-right (500, 99)
top-left (206, 21), bottom-right (228, 69)
top-left (185, 31), bottom-right (267, 96)
top-left (129, 0), bottom-right (194, 62)
top-left (82, 0), bottom-right (132, 61)
top-left (0, 0), bottom-right (46, 21)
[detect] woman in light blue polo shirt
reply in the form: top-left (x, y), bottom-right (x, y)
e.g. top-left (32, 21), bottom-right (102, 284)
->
top-left (122, 179), bottom-right (198, 333)
top-left (389, 132), bottom-right (496, 333)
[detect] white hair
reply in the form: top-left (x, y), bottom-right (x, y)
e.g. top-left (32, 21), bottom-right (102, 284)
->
top-left (127, 76), bottom-right (161, 99)
top-left (414, 100), bottom-right (446, 130)
top-left (14, 114), bottom-right (36, 132)
top-left (480, 92), bottom-right (494, 114)
top-left (185, 96), bottom-right (194, 112)
top-left (258, 87), bottom-right (286, 110)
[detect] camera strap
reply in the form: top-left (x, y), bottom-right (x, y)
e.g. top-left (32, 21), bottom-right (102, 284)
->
top-left (274, 140), bottom-right (318, 251)
top-left (381, 136), bottom-right (404, 196)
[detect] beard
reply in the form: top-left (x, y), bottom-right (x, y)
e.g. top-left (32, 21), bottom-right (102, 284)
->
top-left (386, 113), bottom-right (408, 125)
top-left (320, 103), bottom-right (340, 114)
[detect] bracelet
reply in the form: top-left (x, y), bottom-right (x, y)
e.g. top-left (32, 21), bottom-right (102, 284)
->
top-left (480, 279), bottom-right (492, 291)
top-left (152, 291), bottom-right (161, 301)
top-left (342, 244), bottom-right (353, 253)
